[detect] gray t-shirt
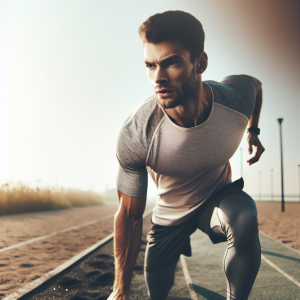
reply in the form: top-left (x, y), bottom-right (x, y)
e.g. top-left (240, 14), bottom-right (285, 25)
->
top-left (116, 75), bottom-right (256, 226)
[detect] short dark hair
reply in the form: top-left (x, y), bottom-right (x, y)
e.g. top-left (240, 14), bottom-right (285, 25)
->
top-left (138, 10), bottom-right (205, 62)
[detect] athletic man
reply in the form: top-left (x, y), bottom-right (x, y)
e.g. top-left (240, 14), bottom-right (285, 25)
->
top-left (108, 10), bottom-right (265, 300)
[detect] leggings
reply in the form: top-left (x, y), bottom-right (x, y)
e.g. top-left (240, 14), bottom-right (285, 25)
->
top-left (145, 194), bottom-right (261, 300)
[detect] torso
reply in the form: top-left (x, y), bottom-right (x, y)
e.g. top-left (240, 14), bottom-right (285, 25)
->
top-left (116, 75), bottom-right (256, 226)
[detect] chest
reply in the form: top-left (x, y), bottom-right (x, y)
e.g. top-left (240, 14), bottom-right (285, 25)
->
top-left (146, 105), bottom-right (247, 177)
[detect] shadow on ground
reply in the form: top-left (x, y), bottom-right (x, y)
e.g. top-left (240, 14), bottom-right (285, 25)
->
top-left (190, 283), bottom-right (226, 300)
top-left (261, 250), bottom-right (300, 263)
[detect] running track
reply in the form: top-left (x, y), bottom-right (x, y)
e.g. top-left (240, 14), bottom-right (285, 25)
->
top-left (3, 209), bottom-right (300, 300)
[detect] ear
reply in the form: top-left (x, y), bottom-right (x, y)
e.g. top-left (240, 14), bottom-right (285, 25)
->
top-left (195, 52), bottom-right (208, 75)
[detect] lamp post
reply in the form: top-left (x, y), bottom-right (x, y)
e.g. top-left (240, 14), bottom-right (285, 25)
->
top-left (298, 165), bottom-right (300, 202)
top-left (271, 169), bottom-right (274, 201)
top-left (277, 118), bottom-right (284, 212)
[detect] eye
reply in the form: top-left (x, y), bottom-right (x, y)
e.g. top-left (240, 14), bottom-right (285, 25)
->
top-left (168, 60), bottom-right (179, 66)
top-left (146, 63), bottom-right (156, 69)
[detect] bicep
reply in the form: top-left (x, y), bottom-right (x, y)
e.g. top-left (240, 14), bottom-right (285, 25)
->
top-left (116, 128), bottom-right (148, 198)
top-left (117, 190), bottom-right (147, 219)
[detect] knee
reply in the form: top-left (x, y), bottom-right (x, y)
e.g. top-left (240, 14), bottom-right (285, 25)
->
top-left (231, 210), bottom-right (259, 249)
top-left (238, 209), bottom-right (258, 232)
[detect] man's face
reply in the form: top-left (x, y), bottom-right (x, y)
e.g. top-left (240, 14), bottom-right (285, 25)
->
top-left (144, 41), bottom-right (197, 109)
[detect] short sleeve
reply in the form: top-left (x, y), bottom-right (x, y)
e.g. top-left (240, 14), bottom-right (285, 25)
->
top-left (116, 127), bottom-right (148, 198)
top-left (220, 75), bottom-right (257, 96)
top-left (217, 75), bottom-right (257, 119)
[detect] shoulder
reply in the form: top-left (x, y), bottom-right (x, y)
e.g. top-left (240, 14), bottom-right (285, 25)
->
top-left (116, 95), bottom-right (164, 165)
top-left (204, 75), bottom-right (256, 119)
top-left (118, 95), bottom-right (164, 145)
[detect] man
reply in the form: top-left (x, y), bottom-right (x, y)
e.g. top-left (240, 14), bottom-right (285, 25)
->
top-left (108, 10), bottom-right (265, 300)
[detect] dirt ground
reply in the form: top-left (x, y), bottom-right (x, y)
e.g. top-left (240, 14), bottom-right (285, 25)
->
top-left (256, 201), bottom-right (300, 251)
top-left (0, 201), bottom-right (299, 298)
top-left (0, 204), bottom-right (119, 299)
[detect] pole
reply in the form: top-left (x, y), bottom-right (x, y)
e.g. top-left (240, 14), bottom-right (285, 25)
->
top-left (0, 53), bottom-right (4, 184)
top-left (271, 169), bottom-right (274, 201)
top-left (277, 118), bottom-right (284, 212)
top-left (298, 165), bottom-right (300, 202)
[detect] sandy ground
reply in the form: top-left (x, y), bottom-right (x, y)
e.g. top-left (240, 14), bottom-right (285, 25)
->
top-left (256, 201), bottom-right (300, 251)
top-left (0, 201), bottom-right (299, 298)
top-left (0, 204), bottom-right (119, 299)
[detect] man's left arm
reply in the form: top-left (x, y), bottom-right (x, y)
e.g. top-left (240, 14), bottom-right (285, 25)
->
top-left (242, 75), bottom-right (265, 165)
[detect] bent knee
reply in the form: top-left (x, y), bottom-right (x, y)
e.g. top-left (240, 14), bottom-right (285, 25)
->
top-left (218, 195), bottom-right (258, 232)
top-left (232, 210), bottom-right (259, 249)
top-left (237, 209), bottom-right (258, 233)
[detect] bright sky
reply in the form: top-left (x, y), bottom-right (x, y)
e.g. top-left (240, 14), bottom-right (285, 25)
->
top-left (0, 0), bottom-right (299, 199)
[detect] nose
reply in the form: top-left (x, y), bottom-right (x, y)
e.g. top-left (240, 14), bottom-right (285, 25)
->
top-left (154, 66), bottom-right (168, 85)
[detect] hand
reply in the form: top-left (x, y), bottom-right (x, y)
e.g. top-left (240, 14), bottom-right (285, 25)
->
top-left (246, 132), bottom-right (265, 165)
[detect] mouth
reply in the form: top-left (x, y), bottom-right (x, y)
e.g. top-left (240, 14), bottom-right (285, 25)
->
top-left (156, 88), bottom-right (174, 98)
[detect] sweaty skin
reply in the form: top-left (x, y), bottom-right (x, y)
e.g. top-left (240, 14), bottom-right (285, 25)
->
top-left (109, 41), bottom-right (264, 300)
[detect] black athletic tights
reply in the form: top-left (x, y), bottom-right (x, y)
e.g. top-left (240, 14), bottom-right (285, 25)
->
top-left (145, 194), bottom-right (261, 300)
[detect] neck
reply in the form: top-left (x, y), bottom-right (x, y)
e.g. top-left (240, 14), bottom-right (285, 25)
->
top-left (165, 77), bottom-right (212, 128)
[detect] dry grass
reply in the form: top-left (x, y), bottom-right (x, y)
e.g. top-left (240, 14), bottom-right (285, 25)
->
top-left (0, 182), bottom-right (103, 215)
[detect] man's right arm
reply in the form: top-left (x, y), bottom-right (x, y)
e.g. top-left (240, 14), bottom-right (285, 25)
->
top-left (108, 190), bottom-right (147, 300)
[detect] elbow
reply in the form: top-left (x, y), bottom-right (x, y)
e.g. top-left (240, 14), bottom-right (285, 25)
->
top-left (115, 205), bottom-right (143, 225)
top-left (129, 210), bottom-right (144, 221)
top-left (117, 191), bottom-right (146, 220)
top-left (128, 201), bottom-right (145, 220)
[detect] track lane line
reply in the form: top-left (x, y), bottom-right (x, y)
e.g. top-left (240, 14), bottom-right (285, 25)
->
top-left (259, 231), bottom-right (300, 255)
top-left (179, 232), bottom-right (300, 300)
top-left (261, 254), bottom-right (300, 288)
top-left (0, 214), bottom-right (115, 253)
top-left (180, 255), bottom-right (198, 300)
top-left (3, 208), bottom-right (153, 300)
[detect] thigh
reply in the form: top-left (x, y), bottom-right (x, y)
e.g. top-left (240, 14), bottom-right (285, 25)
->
top-left (213, 194), bottom-right (259, 244)
top-left (196, 179), bottom-right (250, 241)
top-left (218, 194), bottom-right (257, 225)
top-left (144, 219), bottom-right (196, 299)
top-left (209, 194), bottom-right (257, 239)
top-left (144, 218), bottom-right (197, 273)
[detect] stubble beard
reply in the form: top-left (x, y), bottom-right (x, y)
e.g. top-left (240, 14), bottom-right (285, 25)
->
top-left (155, 67), bottom-right (198, 109)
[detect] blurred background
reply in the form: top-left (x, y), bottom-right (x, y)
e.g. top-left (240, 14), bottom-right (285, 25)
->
top-left (0, 0), bottom-right (299, 201)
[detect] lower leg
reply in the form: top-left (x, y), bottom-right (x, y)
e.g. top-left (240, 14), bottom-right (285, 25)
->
top-left (217, 195), bottom-right (261, 300)
top-left (224, 240), bottom-right (261, 300)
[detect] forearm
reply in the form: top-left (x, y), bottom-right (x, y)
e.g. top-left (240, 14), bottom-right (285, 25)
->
top-left (246, 80), bottom-right (265, 165)
top-left (248, 88), bottom-right (262, 129)
top-left (113, 205), bottom-right (143, 297)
